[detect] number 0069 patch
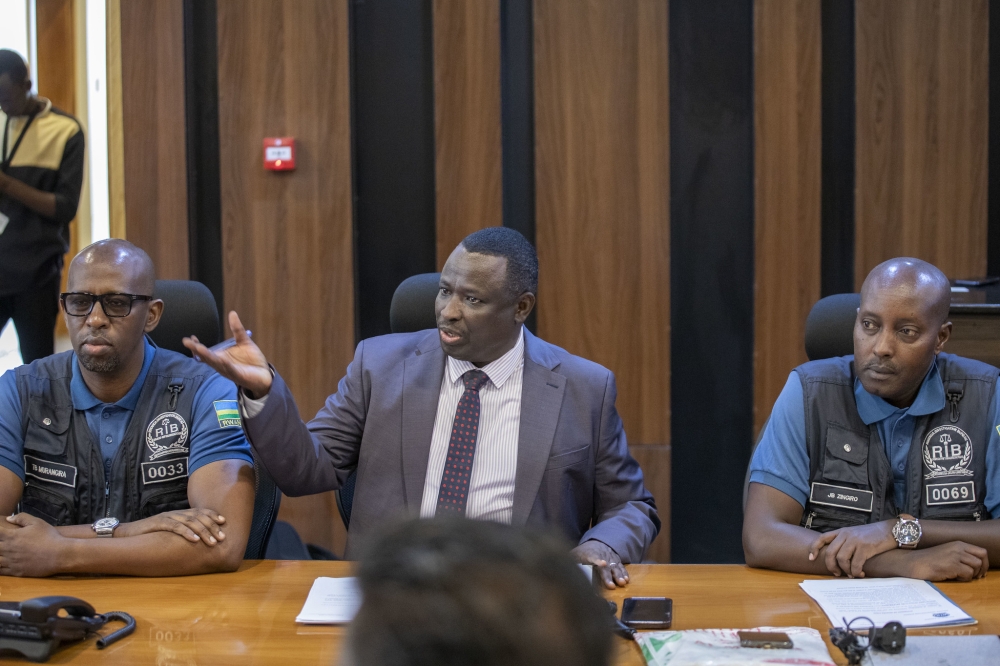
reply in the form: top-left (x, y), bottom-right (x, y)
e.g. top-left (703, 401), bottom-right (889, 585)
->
top-left (926, 481), bottom-right (976, 506)
top-left (142, 458), bottom-right (189, 485)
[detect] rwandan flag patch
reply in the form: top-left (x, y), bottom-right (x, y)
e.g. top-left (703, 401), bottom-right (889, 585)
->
top-left (214, 400), bottom-right (242, 428)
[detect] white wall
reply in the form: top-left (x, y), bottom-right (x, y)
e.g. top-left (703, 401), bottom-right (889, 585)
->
top-left (0, 0), bottom-right (29, 65)
top-left (84, 0), bottom-right (109, 242)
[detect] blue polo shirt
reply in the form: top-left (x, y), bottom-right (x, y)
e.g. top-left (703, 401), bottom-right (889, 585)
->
top-left (750, 361), bottom-right (1000, 518)
top-left (0, 339), bottom-right (252, 482)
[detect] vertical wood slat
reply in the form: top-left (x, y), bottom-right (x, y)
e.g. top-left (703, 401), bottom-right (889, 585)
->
top-left (35, 0), bottom-right (79, 338)
top-left (433, 0), bottom-right (503, 266)
top-left (534, 0), bottom-right (670, 561)
top-left (35, 0), bottom-right (75, 113)
top-left (118, 0), bottom-right (189, 278)
top-left (217, 0), bottom-right (354, 554)
top-left (753, 0), bottom-right (821, 435)
top-left (855, 0), bottom-right (988, 283)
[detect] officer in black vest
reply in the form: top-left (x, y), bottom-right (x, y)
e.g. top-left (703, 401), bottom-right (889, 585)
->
top-left (745, 258), bottom-right (1000, 581)
top-left (0, 240), bottom-right (254, 577)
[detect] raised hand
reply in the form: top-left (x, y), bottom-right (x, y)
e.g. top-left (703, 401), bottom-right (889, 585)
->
top-left (183, 311), bottom-right (273, 397)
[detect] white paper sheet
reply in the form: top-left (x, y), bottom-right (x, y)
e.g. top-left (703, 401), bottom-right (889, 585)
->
top-left (799, 578), bottom-right (975, 629)
top-left (295, 577), bottom-right (362, 624)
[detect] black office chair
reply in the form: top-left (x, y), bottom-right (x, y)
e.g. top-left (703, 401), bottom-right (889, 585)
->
top-left (148, 279), bottom-right (282, 558)
top-left (389, 272), bottom-right (441, 334)
top-left (148, 279), bottom-right (221, 355)
top-left (742, 293), bottom-right (860, 512)
top-left (334, 272), bottom-right (442, 529)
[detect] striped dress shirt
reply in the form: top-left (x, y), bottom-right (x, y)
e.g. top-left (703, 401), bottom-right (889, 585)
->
top-left (419, 329), bottom-right (524, 523)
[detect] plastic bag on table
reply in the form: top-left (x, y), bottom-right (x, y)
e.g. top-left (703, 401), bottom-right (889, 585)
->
top-left (634, 626), bottom-right (836, 666)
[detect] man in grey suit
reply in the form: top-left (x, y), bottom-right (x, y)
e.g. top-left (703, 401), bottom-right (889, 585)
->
top-left (184, 228), bottom-right (659, 587)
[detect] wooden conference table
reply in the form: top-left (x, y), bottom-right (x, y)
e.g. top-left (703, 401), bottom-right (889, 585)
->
top-left (0, 562), bottom-right (997, 664)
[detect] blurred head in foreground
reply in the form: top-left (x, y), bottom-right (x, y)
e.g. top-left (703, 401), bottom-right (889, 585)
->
top-left (345, 518), bottom-right (612, 666)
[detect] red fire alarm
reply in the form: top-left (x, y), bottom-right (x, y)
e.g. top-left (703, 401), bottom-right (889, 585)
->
top-left (263, 137), bottom-right (296, 171)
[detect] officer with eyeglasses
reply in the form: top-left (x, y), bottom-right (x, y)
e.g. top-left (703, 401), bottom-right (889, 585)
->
top-left (0, 239), bottom-right (255, 577)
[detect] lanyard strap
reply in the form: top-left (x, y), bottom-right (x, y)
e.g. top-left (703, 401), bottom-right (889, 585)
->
top-left (1, 112), bottom-right (38, 170)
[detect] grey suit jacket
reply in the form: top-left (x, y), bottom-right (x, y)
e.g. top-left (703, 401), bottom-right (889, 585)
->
top-left (243, 329), bottom-right (660, 560)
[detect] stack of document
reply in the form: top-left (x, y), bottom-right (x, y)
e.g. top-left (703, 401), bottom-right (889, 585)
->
top-left (295, 577), bottom-right (362, 624)
top-left (799, 578), bottom-right (975, 629)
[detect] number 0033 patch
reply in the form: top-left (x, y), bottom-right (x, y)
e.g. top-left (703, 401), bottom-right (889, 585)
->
top-left (925, 481), bottom-right (975, 506)
top-left (142, 458), bottom-right (189, 486)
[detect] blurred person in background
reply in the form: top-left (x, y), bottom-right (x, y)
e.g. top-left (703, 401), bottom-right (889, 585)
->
top-left (0, 49), bottom-right (84, 362)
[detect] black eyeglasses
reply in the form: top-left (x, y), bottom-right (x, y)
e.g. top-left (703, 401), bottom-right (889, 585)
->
top-left (60, 292), bottom-right (153, 318)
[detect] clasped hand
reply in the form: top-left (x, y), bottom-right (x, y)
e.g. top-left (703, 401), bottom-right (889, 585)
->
top-left (0, 509), bottom-right (228, 577)
top-left (808, 522), bottom-right (990, 581)
top-left (808, 521), bottom-right (897, 578)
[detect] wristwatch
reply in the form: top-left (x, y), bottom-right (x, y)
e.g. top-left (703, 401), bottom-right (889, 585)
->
top-left (92, 517), bottom-right (120, 538)
top-left (892, 513), bottom-right (922, 549)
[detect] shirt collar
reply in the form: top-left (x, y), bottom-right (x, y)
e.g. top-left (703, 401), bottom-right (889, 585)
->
top-left (854, 358), bottom-right (945, 425)
top-left (71, 338), bottom-right (156, 412)
top-left (447, 328), bottom-right (525, 389)
top-left (3, 97), bottom-right (51, 123)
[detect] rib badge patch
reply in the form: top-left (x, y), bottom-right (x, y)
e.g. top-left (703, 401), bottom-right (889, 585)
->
top-left (214, 400), bottom-right (242, 428)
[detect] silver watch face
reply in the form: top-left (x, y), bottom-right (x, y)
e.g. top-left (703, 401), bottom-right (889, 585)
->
top-left (894, 520), bottom-right (921, 544)
top-left (94, 517), bottom-right (119, 530)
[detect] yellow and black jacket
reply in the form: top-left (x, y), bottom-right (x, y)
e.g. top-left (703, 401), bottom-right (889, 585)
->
top-left (0, 98), bottom-right (84, 296)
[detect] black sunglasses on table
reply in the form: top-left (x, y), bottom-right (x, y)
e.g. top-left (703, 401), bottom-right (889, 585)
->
top-left (60, 293), bottom-right (153, 318)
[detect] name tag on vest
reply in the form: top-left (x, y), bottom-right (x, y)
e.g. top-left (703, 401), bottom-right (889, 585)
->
top-left (141, 458), bottom-right (189, 486)
top-left (24, 455), bottom-right (77, 488)
top-left (809, 482), bottom-right (873, 513)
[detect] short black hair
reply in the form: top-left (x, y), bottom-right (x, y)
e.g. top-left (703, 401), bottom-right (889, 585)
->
top-left (0, 50), bottom-right (28, 84)
top-left (460, 227), bottom-right (538, 299)
top-left (348, 518), bottom-right (612, 666)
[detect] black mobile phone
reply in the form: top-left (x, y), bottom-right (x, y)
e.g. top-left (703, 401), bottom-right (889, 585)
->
top-left (620, 597), bottom-right (672, 630)
top-left (737, 630), bottom-right (793, 649)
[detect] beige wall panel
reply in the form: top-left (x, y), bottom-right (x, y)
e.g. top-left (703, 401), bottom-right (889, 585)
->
top-left (855, 0), bottom-right (988, 283)
top-left (753, 0), bottom-right (821, 435)
top-left (433, 0), bottom-right (503, 266)
top-left (217, 0), bottom-right (355, 554)
top-left (119, 0), bottom-right (189, 279)
top-left (535, 0), bottom-right (670, 561)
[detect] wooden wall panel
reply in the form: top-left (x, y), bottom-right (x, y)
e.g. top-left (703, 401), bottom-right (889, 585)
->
top-left (753, 0), bottom-right (821, 435)
top-left (36, 0), bottom-right (75, 113)
top-left (433, 0), bottom-right (503, 266)
top-left (118, 0), bottom-right (189, 278)
top-left (36, 0), bottom-right (78, 338)
top-left (217, 0), bottom-right (354, 555)
top-left (855, 0), bottom-right (988, 284)
top-left (535, 0), bottom-right (670, 561)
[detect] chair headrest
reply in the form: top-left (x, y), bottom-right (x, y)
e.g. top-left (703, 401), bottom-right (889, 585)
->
top-left (390, 273), bottom-right (441, 334)
top-left (804, 293), bottom-right (860, 361)
top-left (149, 280), bottom-right (221, 355)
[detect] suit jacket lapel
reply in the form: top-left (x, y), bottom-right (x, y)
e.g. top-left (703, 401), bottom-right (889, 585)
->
top-left (511, 331), bottom-right (565, 525)
top-left (401, 331), bottom-right (446, 508)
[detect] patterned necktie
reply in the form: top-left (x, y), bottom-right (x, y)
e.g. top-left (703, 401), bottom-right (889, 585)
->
top-left (436, 369), bottom-right (490, 516)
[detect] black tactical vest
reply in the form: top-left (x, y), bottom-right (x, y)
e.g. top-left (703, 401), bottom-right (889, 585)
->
top-left (14, 345), bottom-right (212, 525)
top-left (795, 353), bottom-right (996, 533)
